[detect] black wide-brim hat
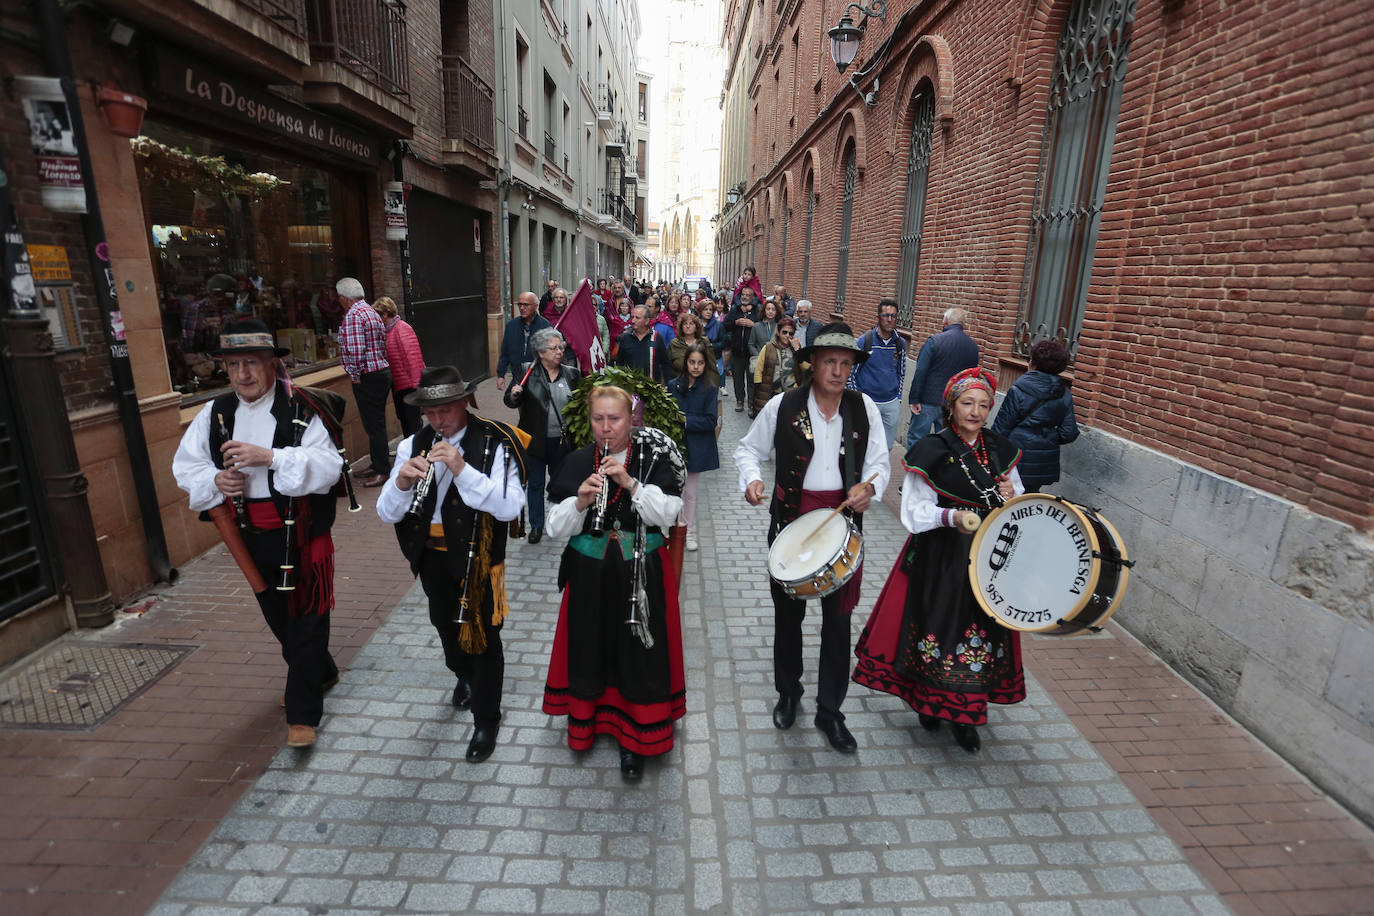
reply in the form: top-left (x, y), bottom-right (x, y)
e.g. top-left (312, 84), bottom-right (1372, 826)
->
top-left (211, 318), bottom-right (290, 357)
top-left (796, 322), bottom-right (869, 365)
top-left (404, 365), bottom-right (479, 407)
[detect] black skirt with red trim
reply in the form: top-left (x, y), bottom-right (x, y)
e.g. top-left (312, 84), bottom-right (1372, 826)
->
top-left (542, 544), bottom-right (686, 756)
top-left (853, 532), bottom-right (1025, 726)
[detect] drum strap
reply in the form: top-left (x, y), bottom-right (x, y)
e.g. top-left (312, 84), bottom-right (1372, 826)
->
top-left (840, 397), bottom-right (858, 493)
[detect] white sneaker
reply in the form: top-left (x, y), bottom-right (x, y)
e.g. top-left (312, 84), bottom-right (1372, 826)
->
top-left (686, 534), bottom-right (698, 551)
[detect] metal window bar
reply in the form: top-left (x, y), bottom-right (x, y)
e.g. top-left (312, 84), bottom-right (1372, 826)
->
top-left (241, 0), bottom-right (309, 38)
top-left (1015, 0), bottom-right (1137, 359)
top-left (544, 131), bottom-right (557, 161)
top-left (307, 0), bottom-right (411, 99)
top-left (801, 179), bottom-right (815, 298)
top-left (518, 106), bottom-right (529, 139)
top-left (440, 54), bottom-right (495, 153)
top-left (896, 89), bottom-right (936, 328)
top-left (835, 149), bottom-right (857, 316)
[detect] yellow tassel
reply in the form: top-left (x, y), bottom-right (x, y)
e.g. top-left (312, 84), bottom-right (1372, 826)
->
top-left (489, 563), bottom-right (508, 626)
top-left (456, 515), bottom-right (496, 655)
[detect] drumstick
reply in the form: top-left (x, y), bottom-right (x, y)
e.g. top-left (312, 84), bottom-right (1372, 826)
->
top-left (801, 472), bottom-right (881, 547)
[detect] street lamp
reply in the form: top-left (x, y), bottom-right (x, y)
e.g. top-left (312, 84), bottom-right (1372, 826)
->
top-left (828, 1), bottom-right (887, 74)
top-left (725, 185), bottom-right (741, 207)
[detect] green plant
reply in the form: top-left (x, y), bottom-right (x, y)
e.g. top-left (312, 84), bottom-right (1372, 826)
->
top-left (562, 366), bottom-right (685, 450)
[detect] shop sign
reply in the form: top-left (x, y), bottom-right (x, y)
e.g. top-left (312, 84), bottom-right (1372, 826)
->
top-left (14, 76), bottom-right (87, 213)
top-left (152, 51), bottom-right (378, 165)
top-left (26, 244), bottom-right (72, 283)
top-left (384, 181), bottom-right (407, 240)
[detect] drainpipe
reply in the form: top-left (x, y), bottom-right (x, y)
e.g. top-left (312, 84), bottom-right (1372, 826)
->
top-left (390, 140), bottom-right (416, 322)
top-left (34, 0), bottom-right (175, 589)
top-left (0, 147), bottom-right (117, 627)
top-left (495, 0), bottom-right (513, 314)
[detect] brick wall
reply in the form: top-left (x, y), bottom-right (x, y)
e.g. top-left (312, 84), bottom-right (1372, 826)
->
top-left (731, 0), bottom-right (1374, 532)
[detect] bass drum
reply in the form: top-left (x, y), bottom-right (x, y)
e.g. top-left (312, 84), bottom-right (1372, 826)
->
top-left (967, 493), bottom-right (1132, 636)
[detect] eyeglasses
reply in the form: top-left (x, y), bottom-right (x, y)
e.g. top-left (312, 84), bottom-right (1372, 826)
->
top-left (778, 331), bottom-right (794, 338)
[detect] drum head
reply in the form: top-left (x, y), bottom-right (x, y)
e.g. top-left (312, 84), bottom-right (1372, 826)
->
top-left (768, 508), bottom-right (850, 583)
top-left (968, 494), bottom-right (1104, 633)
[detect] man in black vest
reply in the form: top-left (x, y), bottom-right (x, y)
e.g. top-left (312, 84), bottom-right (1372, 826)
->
top-left (375, 366), bottom-right (528, 763)
top-left (734, 323), bottom-right (892, 753)
top-left (172, 319), bottom-right (346, 749)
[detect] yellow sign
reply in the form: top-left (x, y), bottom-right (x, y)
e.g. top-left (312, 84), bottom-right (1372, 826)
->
top-left (26, 245), bottom-right (72, 283)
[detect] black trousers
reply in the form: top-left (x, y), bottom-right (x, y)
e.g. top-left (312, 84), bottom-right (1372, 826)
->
top-left (393, 387), bottom-right (423, 437)
top-left (353, 368), bottom-right (393, 476)
top-left (731, 350), bottom-right (753, 406)
top-left (246, 530), bottom-right (337, 727)
top-left (770, 579), bottom-right (852, 724)
top-left (419, 549), bottom-right (504, 727)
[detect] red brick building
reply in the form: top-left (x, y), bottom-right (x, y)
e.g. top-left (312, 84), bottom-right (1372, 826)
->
top-left (716, 0), bottom-right (1374, 821)
top-left (0, 0), bottom-right (500, 654)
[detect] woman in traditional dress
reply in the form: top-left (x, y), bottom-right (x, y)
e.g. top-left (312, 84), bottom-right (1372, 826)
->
top-left (852, 367), bottom-right (1025, 753)
top-left (542, 386), bottom-right (687, 780)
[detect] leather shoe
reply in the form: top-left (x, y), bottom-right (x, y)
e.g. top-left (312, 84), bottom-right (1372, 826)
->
top-left (286, 724), bottom-right (316, 747)
top-left (619, 748), bottom-right (643, 781)
top-left (772, 694), bottom-right (798, 730)
top-left (950, 723), bottom-right (981, 753)
top-left (918, 713), bottom-right (942, 732)
top-left (466, 725), bottom-right (497, 763)
top-left (359, 473), bottom-right (386, 488)
top-left (527, 528), bottom-right (543, 545)
top-left (451, 678), bottom-right (472, 710)
top-left (816, 716), bottom-right (857, 753)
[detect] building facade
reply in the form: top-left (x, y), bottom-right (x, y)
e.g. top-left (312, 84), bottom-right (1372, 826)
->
top-left (0, 0), bottom-right (502, 661)
top-left (653, 0), bottom-right (722, 284)
top-left (496, 0), bottom-right (646, 302)
top-left (717, 0), bottom-right (1374, 821)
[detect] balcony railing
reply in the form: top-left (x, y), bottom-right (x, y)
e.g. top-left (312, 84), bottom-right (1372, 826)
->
top-left (307, 0), bottom-right (410, 99)
top-left (544, 131), bottom-right (557, 162)
top-left (596, 83), bottom-right (614, 125)
top-left (597, 188), bottom-right (636, 234)
top-left (242, 0), bottom-right (309, 40)
top-left (517, 106), bottom-right (529, 139)
top-left (440, 54), bottom-right (494, 152)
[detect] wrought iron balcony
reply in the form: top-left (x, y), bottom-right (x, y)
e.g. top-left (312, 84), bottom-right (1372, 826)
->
top-left (242, 0), bottom-right (309, 40)
top-left (597, 188), bottom-right (637, 234)
top-left (440, 55), bottom-right (494, 153)
top-left (307, 0), bottom-right (411, 99)
top-left (596, 83), bottom-right (614, 127)
top-left (518, 105), bottom-right (529, 139)
top-left (544, 131), bottom-right (557, 162)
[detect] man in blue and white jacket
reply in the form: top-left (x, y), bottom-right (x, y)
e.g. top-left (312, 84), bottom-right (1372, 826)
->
top-left (847, 297), bottom-right (907, 451)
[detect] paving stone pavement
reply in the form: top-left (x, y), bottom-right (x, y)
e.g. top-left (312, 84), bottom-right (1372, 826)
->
top-left (152, 397), bottom-right (1231, 915)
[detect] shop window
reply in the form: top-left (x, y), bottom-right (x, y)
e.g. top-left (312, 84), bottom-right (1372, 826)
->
top-left (133, 119), bottom-right (368, 398)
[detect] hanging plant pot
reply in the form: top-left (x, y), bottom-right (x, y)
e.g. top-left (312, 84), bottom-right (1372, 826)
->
top-left (97, 87), bottom-right (147, 138)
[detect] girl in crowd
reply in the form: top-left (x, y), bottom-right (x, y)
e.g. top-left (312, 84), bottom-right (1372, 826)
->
top-left (669, 311), bottom-right (718, 386)
top-left (542, 386), bottom-right (687, 780)
top-left (668, 344), bottom-right (720, 552)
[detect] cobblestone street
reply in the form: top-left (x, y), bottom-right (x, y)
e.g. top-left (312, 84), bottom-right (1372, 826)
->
top-left (150, 400), bottom-right (1233, 915)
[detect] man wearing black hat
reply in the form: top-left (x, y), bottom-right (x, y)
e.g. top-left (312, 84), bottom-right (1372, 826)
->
top-left (172, 319), bottom-right (347, 749)
top-left (376, 366), bottom-right (529, 763)
top-left (734, 323), bottom-right (891, 753)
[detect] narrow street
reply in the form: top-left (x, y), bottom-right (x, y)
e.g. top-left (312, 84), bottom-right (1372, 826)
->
top-left (3, 378), bottom-right (1370, 914)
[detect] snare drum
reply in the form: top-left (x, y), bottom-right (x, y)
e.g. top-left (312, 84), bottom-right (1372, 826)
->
top-left (768, 508), bottom-right (864, 600)
top-left (967, 493), bottom-right (1132, 636)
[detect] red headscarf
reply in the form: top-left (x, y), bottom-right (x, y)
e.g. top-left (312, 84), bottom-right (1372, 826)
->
top-left (942, 366), bottom-right (997, 415)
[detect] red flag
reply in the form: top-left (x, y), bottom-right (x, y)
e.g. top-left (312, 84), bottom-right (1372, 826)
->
top-left (553, 279), bottom-right (608, 373)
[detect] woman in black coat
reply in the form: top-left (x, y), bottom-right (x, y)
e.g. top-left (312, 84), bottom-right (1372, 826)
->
top-left (667, 343), bottom-right (720, 552)
top-left (503, 327), bottom-right (582, 542)
top-left (990, 340), bottom-right (1078, 492)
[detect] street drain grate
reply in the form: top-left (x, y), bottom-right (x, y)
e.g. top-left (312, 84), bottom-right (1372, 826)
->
top-left (0, 641), bottom-right (196, 730)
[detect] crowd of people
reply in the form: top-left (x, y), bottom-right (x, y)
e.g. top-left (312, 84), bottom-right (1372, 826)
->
top-left (172, 267), bottom-right (1081, 780)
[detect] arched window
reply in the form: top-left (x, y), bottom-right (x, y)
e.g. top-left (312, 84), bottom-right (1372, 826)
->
top-left (801, 172), bottom-right (815, 298)
top-left (779, 188), bottom-right (789, 286)
top-left (896, 87), bottom-right (935, 328)
top-left (1016, 0), bottom-right (1138, 358)
top-left (834, 144), bottom-right (857, 316)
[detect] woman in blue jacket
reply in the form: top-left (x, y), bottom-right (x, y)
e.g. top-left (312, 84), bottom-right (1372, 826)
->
top-left (990, 339), bottom-right (1079, 492)
top-left (667, 343), bottom-right (720, 552)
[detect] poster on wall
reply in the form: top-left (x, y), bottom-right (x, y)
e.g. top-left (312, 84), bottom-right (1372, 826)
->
top-left (14, 76), bottom-right (86, 213)
top-left (384, 181), bottom-right (407, 240)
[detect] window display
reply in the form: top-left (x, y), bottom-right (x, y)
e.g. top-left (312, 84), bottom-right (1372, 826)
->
top-left (133, 119), bottom-right (369, 396)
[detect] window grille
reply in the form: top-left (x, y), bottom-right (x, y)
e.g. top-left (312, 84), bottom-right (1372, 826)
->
top-left (896, 88), bottom-right (935, 328)
top-left (834, 146), bottom-right (856, 316)
top-left (1015, 0), bottom-right (1138, 358)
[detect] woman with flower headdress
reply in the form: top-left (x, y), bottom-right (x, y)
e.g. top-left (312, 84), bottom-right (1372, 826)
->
top-left (852, 367), bottom-right (1026, 753)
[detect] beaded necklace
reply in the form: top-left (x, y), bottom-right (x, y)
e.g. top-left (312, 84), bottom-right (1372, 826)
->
top-left (953, 431), bottom-right (1002, 510)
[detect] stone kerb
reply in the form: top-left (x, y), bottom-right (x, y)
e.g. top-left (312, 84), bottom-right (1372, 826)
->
top-left (1054, 426), bottom-right (1374, 825)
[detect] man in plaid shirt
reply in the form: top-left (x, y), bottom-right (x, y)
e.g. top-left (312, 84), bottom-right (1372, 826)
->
top-left (337, 277), bottom-right (392, 486)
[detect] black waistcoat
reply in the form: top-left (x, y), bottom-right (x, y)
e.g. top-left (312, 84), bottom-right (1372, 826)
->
top-left (769, 386), bottom-right (870, 527)
top-left (205, 383), bottom-right (337, 536)
top-left (393, 420), bottom-right (513, 578)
